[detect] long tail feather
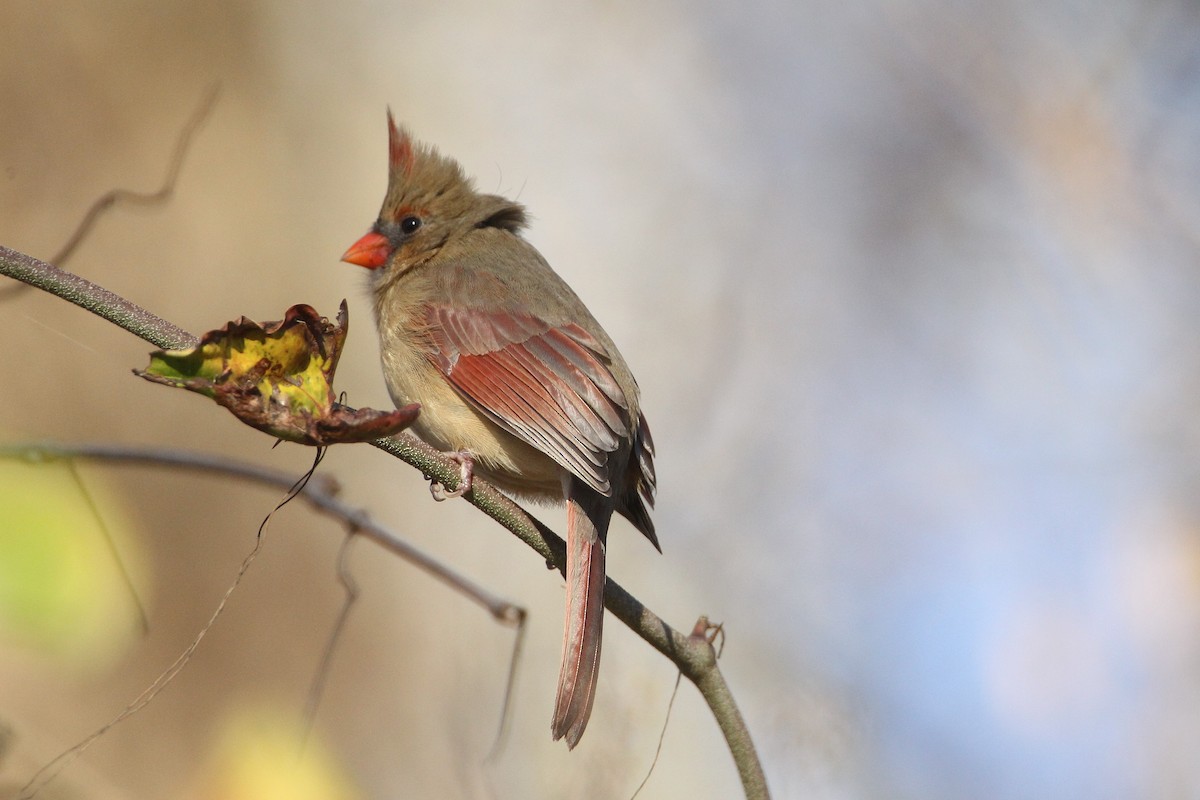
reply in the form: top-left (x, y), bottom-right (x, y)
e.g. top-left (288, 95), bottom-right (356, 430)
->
top-left (551, 485), bottom-right (609, 748)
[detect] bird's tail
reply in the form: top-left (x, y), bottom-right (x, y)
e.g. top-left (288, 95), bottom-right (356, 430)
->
top-left (551, 485), bottom-right (609, 748)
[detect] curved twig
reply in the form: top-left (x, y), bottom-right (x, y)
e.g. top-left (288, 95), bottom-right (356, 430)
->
top-left (0, 87), bottom-right (217, 301)
top-left (0, 246), bottom-right (770, 800)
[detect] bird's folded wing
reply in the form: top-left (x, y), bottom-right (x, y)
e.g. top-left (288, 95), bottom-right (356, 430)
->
top-left (423, 304), bottom-right (629, 496)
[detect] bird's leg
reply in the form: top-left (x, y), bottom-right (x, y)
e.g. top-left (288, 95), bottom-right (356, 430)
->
top-left (429, 450), bottom-right (475, 501)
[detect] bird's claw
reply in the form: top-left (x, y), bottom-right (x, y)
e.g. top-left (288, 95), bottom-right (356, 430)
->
top-left (429, 451), bottom-right (474, 501)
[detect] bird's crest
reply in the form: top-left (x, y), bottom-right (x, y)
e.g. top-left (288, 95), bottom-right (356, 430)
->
top-left (378, 112), bottom-right (526, 234)
top-left (387, 109), bottom-right (415, 179)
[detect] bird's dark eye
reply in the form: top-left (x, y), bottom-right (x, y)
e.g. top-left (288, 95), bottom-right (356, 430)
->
top-left (400, 215), bottom-right (422, 235)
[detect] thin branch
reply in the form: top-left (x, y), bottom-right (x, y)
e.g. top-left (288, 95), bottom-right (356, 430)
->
top-left (0, 246), bottom-right (195, 350)
top-left (486, 604), bottom-right (528, 760)
top-left (0, 442), bottom-right (519, 625)
top-left (0, 248), bottom-right (770, 800)
top-left (63, 459), bottom-right (150, 634)
top-left (51, 86), bottom-right (219, 269)
top-left (631, 670), bottom-right (683, 799)
top-left (303, 532), bottom-right (361, 744)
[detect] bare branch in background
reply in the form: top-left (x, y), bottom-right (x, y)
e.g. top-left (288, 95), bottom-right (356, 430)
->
top-left (0, 86), bottom-right (217, 301)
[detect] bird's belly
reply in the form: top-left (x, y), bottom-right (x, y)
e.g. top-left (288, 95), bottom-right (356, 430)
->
top-left (381, 349), bottom-right (564, 499)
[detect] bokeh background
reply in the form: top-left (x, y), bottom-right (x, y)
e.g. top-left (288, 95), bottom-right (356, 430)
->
top-left (4, 2), bottom-right (1200, 798)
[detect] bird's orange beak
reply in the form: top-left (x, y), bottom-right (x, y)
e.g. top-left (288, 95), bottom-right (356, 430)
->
top-left (341, 230), bottom-right (391, 269)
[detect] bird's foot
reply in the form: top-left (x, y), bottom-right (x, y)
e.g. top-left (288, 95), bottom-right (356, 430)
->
top-left (430, 450), bottom-right (474, 501)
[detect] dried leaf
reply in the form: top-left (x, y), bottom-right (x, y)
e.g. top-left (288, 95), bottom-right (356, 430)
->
top-left (135, 302), bottom-right (418, 445)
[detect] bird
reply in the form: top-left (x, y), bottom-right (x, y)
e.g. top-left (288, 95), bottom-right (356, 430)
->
top-left (341, 112), bottom-right (657, 748)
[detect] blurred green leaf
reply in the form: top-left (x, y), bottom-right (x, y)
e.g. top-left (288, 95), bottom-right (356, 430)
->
top-left (0, 462), bottom-right (144, 664)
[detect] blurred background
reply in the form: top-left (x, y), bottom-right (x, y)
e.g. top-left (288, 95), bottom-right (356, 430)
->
top-left (3, 1), bottom-right (1200, 798)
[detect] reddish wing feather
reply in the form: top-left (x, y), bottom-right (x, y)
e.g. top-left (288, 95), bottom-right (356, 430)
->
top-left (425, 305), bottom-right (629, 496)
top-left (449, 354), bottom-right (600, 479)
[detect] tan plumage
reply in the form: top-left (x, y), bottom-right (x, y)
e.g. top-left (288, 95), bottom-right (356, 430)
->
top-left (342, 113), bottom-right (657, 747)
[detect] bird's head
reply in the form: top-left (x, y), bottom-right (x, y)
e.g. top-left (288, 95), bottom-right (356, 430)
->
top-left (341, 112), bottom-right (527, 275)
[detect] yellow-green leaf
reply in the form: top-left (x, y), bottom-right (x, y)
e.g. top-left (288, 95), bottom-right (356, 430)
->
top-left (136, 302), bottom-right (418, 445)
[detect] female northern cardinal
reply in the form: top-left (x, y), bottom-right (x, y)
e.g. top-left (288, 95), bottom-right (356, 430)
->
top-left (341, 113), bottom-right (658, 748)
